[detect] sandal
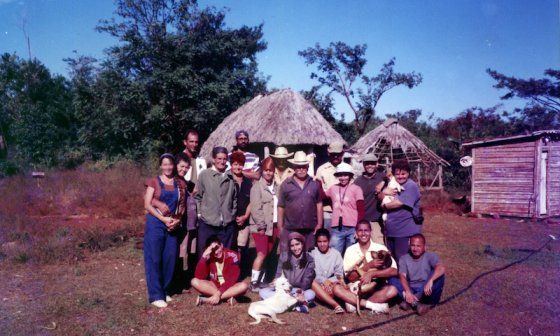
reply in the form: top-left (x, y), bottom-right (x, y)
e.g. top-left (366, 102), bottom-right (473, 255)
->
top-left (334, 305), bottom-right (345, 314)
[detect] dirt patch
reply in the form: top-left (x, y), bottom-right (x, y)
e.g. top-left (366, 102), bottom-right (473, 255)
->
top-left (1, 212), bottom-right (559, 335)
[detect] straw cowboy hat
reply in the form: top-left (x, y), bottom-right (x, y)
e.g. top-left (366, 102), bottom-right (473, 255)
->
top-left (288, 151), bottom-right (309, 166)
top-left (328, 141), bottom-right (344, 154)
top-left (270, 146), bottom-right (294, 159)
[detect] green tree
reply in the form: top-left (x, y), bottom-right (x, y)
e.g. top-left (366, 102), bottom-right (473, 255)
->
top-left (0, 53), bottom-right (75, 168)
top-left (79, 0), bottom-right (267, 159)
top-left (299, 42), bottom-right (422, 136)
top-left (487, 68), bottom-right (559, 131)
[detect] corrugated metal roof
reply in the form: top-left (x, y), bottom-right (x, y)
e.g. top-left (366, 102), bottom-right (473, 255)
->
top-left (462, 129), bottom-right (560, 148)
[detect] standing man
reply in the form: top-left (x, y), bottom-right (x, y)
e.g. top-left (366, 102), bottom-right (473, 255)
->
top-left (195, 147), bottom-right (237, 258)
top-left (353, 153), bottom-right (386, 245)
top-left (278, 151), bottom-right (323, 253)
top-left (315, 142), bottom-right (346, 230)
top-left (270, 146), bottom-right (294, 186)
top-left (229, 130), bottom-right (260, 180)
top-left (388, 234), bottom-right (445, 315)
top-left (182, 129), bottom-right (207, 184)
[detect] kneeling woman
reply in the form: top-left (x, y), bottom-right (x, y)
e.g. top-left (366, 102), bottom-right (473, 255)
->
top-left (143, 153), bottom-right (186, 308)
top-left (191, 236), bottom-right (248, 305)
top-left (310, 229), bottom-right (346, 314)
top-left (259, 232), bottom-right (316, 313)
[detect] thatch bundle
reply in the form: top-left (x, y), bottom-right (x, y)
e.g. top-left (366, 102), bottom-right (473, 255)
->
top-left (200, 89), bottom-right (345, 159)
top-left (352, 118), bottom-right (448, 166)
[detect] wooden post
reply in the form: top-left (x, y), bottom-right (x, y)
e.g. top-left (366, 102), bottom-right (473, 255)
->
top-left (417, 164), bottom-right (421, 187)
top-left (438, 165), bottom-right (443, 190)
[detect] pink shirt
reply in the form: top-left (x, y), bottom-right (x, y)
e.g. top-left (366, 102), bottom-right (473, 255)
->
top-left (326, 184), bottom-right (364, 227)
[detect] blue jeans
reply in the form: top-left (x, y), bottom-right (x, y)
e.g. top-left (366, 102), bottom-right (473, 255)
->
top-left (197, 220), bottom-right (235, 259)
top-left (144, 216), bottom-right (178, 302)
top-left (330, 226), bottom-right (356, 256)
top-left (386, 236), bottom-right (411, 263)
top-left (389, 274), bottom-right (445, 305)
top-left (259, 287), bottom-right (316, 303)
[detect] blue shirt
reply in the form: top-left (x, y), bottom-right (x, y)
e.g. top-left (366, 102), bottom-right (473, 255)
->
top-left (386, 179), bottom-right (421, 237)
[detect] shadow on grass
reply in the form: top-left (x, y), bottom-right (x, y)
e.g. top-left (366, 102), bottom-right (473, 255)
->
top-left (330, 236), bottom-right (557, 336)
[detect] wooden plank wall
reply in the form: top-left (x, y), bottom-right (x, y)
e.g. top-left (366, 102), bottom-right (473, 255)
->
top-left (547, 140), bottom-right (560, 216)
top-left (472, 141), bottom-right (536, 217)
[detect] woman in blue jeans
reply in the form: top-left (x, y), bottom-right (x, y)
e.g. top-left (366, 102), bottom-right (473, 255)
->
top-left (324, 162), bottom-right (364, 256)
top-left (143, 153), bottom-right (186, 308)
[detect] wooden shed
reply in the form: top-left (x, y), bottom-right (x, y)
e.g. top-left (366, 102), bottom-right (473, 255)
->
top-left (462, 130), bottom-right (560, 218)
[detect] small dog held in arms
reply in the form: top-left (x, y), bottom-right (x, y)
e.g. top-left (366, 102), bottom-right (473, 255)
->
top-left (381, 174), bottom-right (404, 221)
top-left (248, 276), bottom-right (297, 325)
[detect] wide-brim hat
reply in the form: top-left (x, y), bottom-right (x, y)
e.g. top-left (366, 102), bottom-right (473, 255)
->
top-left (287, 151), bottom-right (309, 166)
top-left (328, 141), bottom-right (344, 154)
top-left (333, 162), bottom-right (354, 176)
top-left (270, 146), bottom-right (294, 159)
top-left (362, 153), bottom-right (379, 163)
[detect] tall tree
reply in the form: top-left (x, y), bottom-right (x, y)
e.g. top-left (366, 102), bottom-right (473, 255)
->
top-left (78, 0), bottom-right (267, 159)
top-left (299, 42), bottom-right (422, 136)
top-left (0, 53), bottom-right (75, 167)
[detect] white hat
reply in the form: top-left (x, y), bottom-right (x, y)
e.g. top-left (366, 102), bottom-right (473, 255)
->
top-left (287, 151), bottom-right (309, 166)
top-left (270, 146), bottom-right (294, 159)
top-left (333, 162), bottom-right (354, 176)
top-left (328, 142), bottom-right (344, 154)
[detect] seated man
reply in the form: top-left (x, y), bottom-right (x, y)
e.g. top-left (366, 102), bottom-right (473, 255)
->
top-left (191, 236), bottom-right (248, 305)
top-left (333, 220), bottom-right (398, 314)
top-left (388, 233), bottom-right (445, 315)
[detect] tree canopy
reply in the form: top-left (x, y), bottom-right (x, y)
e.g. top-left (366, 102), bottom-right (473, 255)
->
top-left (299, 42), bottom-right (422, 136)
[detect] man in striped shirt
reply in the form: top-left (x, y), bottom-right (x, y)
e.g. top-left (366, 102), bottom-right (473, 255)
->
top-left (228, 130), bottom-right (261, 180)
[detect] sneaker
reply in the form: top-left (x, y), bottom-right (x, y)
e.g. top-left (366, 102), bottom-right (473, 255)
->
top-left (295, 305), bottom-right (309, 314)
top-left (416, 303), bottom-right (431, 316)
top-left (345, 302), bottom-right (357, 313)
top-left (195, 295), bottom-right (204, 306)
top-left (165, 295), bottom-right (173, 302)
top-left (399, 301), bottom-right (411, 311)
top-left (151, 300), bottom-right (168, 308)
top-left (227, 297), bottom-right (237, 306)
top-left (250, 281), bottom-right (260, 293)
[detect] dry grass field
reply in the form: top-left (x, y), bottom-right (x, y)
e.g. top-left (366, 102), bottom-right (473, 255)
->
top-left (1, 166), bottom-right (559, 335)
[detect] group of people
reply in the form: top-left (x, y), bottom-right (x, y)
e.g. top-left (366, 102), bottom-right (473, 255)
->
top-left (142, 129), bottom-right (446, 316)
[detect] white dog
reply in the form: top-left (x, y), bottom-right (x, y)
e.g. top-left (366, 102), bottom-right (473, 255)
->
top-left (381, 175), bottom-right (404, 221)
top-left (248, 276), bottom-right (297, 325)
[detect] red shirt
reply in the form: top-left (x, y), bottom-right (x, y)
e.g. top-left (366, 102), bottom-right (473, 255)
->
top-left (194, 248), bottom-right (241, 293)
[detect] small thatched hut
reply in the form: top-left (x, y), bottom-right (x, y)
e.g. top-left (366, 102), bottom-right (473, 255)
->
top-left (351, 119), bottom-right (449, 190)
top-left (200, 89), bottom-right (346, 172)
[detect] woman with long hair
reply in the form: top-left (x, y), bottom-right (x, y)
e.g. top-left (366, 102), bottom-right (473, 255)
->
top-left (259, 232), bottom-right (316, 313)
top-left (143, 153), bottom-right (186, 308)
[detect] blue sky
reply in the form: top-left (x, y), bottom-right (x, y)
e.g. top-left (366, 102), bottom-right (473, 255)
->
top-left (1, 0), bottom-right (558, 121)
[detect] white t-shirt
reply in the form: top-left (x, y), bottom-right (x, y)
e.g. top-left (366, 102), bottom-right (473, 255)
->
top-left (268, 184), bottom-right (278, 222)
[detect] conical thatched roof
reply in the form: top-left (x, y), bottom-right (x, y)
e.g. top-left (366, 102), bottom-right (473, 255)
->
top-left (200, 89), bottom-right (345, 158)
top-left (351, 119), bottom-right (449, 166)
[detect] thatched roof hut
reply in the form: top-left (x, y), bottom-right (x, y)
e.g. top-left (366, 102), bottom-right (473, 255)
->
top-left (200, 89), bottom-right (346, 169)
top-left (351, 119), bottom-right (449, 189)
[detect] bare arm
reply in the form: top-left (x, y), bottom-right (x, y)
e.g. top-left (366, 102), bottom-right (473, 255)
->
top-left (277, 206), bottom-right (285, 232)
top-left (399, 271), bottom-right (418, 304)
top-left (424, 263), bottom-right (445, 296)
top-left (144, 187), bottom-right (173, 226)
top-left (383, 198), bottom-right (404, 210)
top-left (315, 202), bottom-right (323, 232)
